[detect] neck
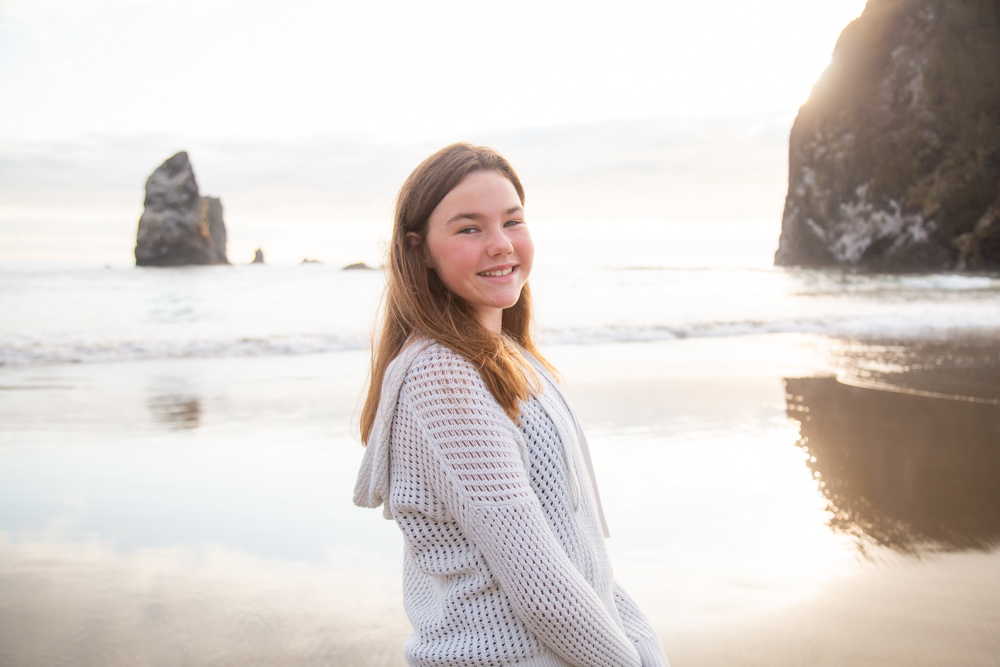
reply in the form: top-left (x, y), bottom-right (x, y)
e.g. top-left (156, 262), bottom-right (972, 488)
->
top-left (477, 308), bottom-right (503, 334)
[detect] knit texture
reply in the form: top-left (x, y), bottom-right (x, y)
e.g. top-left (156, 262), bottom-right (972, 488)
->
top-left (355, 340), bottom-right (668, 667)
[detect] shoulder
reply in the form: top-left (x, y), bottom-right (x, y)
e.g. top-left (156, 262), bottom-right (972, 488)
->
top-left (404, 340), bottom-right (485, 391)
top-left (378, 337), bottom-right (482, 401)
top-left (398, 340), bottom-right (516, 420)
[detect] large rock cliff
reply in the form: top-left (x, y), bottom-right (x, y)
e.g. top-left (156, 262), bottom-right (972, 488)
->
top-left (135, 152), bottom-right (229, 266)
top-left (775, 0), bottom-right (1000, 271)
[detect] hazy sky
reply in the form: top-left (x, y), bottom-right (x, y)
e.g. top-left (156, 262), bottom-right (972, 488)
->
top-left (1, 0), bottom-right (867, 141)
top-left (0, 0), bottom-right (869, 263)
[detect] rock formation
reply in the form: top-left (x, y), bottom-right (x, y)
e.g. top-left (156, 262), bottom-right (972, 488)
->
top-left (135, 152), bottom-right (229, 266)
top-left (775, 0), bottom-right (1000, 271)
top-left (252, 248), bottom-right (265, 264)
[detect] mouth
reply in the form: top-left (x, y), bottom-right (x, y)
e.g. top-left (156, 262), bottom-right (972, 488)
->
top-left (478, 266), bottom-right (516, 277)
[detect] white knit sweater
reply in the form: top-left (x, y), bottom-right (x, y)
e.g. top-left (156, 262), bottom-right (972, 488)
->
top-left (354, 338), bottom-right (668, 667)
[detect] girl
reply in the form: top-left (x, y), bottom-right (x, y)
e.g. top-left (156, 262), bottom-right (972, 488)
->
top-left (354, 143), bottom-right (668, 667)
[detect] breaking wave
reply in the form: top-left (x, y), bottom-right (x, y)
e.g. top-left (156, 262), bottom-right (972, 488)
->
top-left (5, 311), bottom-right (1000, 367)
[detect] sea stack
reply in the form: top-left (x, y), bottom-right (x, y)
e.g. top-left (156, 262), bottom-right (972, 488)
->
top-left (775, 0), bottom-right (1000, 271)
top-left (135, 152), bottom-right (230, 266)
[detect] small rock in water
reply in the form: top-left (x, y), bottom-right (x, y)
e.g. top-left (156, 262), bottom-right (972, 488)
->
top-left (342, 262), bottom-right (374, 271)
top-left (135, 151), bottom-right (230, 266)
top-left (300, 258), bottom-right (323, 264)
top-left (251, 248), bottom-right (265, 264)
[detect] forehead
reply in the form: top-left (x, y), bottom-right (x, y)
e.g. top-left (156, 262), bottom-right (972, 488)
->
top-left (434, 170), bottom-right (522, 214)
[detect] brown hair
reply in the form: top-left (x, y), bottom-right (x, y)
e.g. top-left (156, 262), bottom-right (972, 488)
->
top-left (360, 142), bottom-right (556, 444)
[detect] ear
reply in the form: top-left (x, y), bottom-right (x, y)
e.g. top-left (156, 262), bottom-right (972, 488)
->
top-left (406, 232), bottom-right (434, 269)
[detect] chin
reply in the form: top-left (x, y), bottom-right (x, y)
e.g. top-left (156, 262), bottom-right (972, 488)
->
top-left (497, 295), bottom-right (523, 310)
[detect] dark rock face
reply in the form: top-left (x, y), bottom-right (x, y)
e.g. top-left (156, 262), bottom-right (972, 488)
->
top-left (775, 0), bottom-right (1000, 271)
top-left (251, 248), bottom-right (265, 264)
top-left (135, 152), bottom-right (229, 266)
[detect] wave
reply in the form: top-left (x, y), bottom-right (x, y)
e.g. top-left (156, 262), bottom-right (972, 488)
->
top-left (0, 334), bottom-right (371, 368)
top-left (543, 316), bottom-right (1000, 346)
top-left (5, 315), bottom-right (1000, 367)
top-left (897, 274), bottom-right (999, 290)
top-left (606, 267), bottom-right (1000, 289)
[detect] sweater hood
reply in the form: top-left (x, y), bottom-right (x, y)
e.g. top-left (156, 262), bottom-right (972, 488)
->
top-left (353, 337), bottom-right (610, 538)
top-left (353, 336), bottom-right (434, 519)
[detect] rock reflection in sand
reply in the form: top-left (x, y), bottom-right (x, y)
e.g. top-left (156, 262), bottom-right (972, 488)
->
top-left (148, 394), bottom-right (202, 429)
top-left (785, 375), bottom-right (1000, 555)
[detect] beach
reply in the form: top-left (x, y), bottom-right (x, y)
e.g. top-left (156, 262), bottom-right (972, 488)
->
top-left (2, 218), bottom-right (999, 665)
top-left (5, 0), bottom-right (998, 661)
top-left (2, 330), bottom-right (998, 666)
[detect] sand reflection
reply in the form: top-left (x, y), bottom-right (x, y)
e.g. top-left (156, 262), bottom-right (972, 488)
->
top-left (786, 374), bottom-right (1000, 554)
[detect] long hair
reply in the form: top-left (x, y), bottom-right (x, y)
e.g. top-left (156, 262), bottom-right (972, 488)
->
top-left (360, 143), bottom-right (557, 444)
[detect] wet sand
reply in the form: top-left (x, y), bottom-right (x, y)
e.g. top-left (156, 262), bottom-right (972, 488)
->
top-left (1, 334), bottom-right (998, 665)
top-left (552, 334), bottom-right (1000, 666)
top-left (664, 548), bottom-right (1000, 666)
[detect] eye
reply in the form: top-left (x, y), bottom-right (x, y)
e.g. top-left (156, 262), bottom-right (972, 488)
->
top-left (457, 226), bottom-right (479, 234)
top-left (504, 219), bottom-right (524, 227)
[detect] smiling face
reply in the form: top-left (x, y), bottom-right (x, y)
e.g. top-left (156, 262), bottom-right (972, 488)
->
top-left (416, 170), bottom-right (533, 333)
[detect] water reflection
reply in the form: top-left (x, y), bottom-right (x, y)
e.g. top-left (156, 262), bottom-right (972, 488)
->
top-left (786, 375), bottom-right (1000, 555)
top-left (148, 394), bottom-right (202, 429)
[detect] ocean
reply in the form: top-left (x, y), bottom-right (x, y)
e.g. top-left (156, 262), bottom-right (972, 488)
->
top-left (3, 219), bottom-right (999, 367)
top-left (1, 217), bottom-right (999, 666)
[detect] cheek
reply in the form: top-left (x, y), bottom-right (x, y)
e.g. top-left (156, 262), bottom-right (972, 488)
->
top-left (516, 235), bottom-right (535, 272)
top-left (428, 237), bottom-right (475, 282)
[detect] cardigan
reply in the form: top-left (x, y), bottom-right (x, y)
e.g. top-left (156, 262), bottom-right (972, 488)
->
top-left (354, 338), bottom-right (668, 667)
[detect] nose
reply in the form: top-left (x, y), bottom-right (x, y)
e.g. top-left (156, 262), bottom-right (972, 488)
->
top-left (486, 226), bottom-right (514, 256)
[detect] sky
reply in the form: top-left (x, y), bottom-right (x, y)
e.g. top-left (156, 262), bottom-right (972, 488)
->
top-left (0, 0), bottom-right (869, 262)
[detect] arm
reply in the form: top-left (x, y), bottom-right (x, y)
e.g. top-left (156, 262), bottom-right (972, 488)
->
top-left (613, 581), bottom-right (670, 667)
top-left (406, 351), bottom-right (641, 667)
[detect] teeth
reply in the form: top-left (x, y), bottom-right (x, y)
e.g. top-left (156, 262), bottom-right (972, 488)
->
top-left (480, 267), bottom-right (513, 277)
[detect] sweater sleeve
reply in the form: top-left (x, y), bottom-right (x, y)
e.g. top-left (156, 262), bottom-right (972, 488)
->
top-left (613, 581), bottom-right (670, 667)
top-left (402, 349), bottom-right (642, 667)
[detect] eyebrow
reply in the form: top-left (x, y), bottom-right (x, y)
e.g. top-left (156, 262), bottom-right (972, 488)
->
top-left (445, 206), bottom-right (524, 226)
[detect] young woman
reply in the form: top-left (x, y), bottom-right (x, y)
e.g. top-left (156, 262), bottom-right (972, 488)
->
top-left (354, 143), bottom-right (668, 667)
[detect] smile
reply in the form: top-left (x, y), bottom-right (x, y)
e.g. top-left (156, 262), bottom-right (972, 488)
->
top-left (479, 267), bottom-right (515, 277)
